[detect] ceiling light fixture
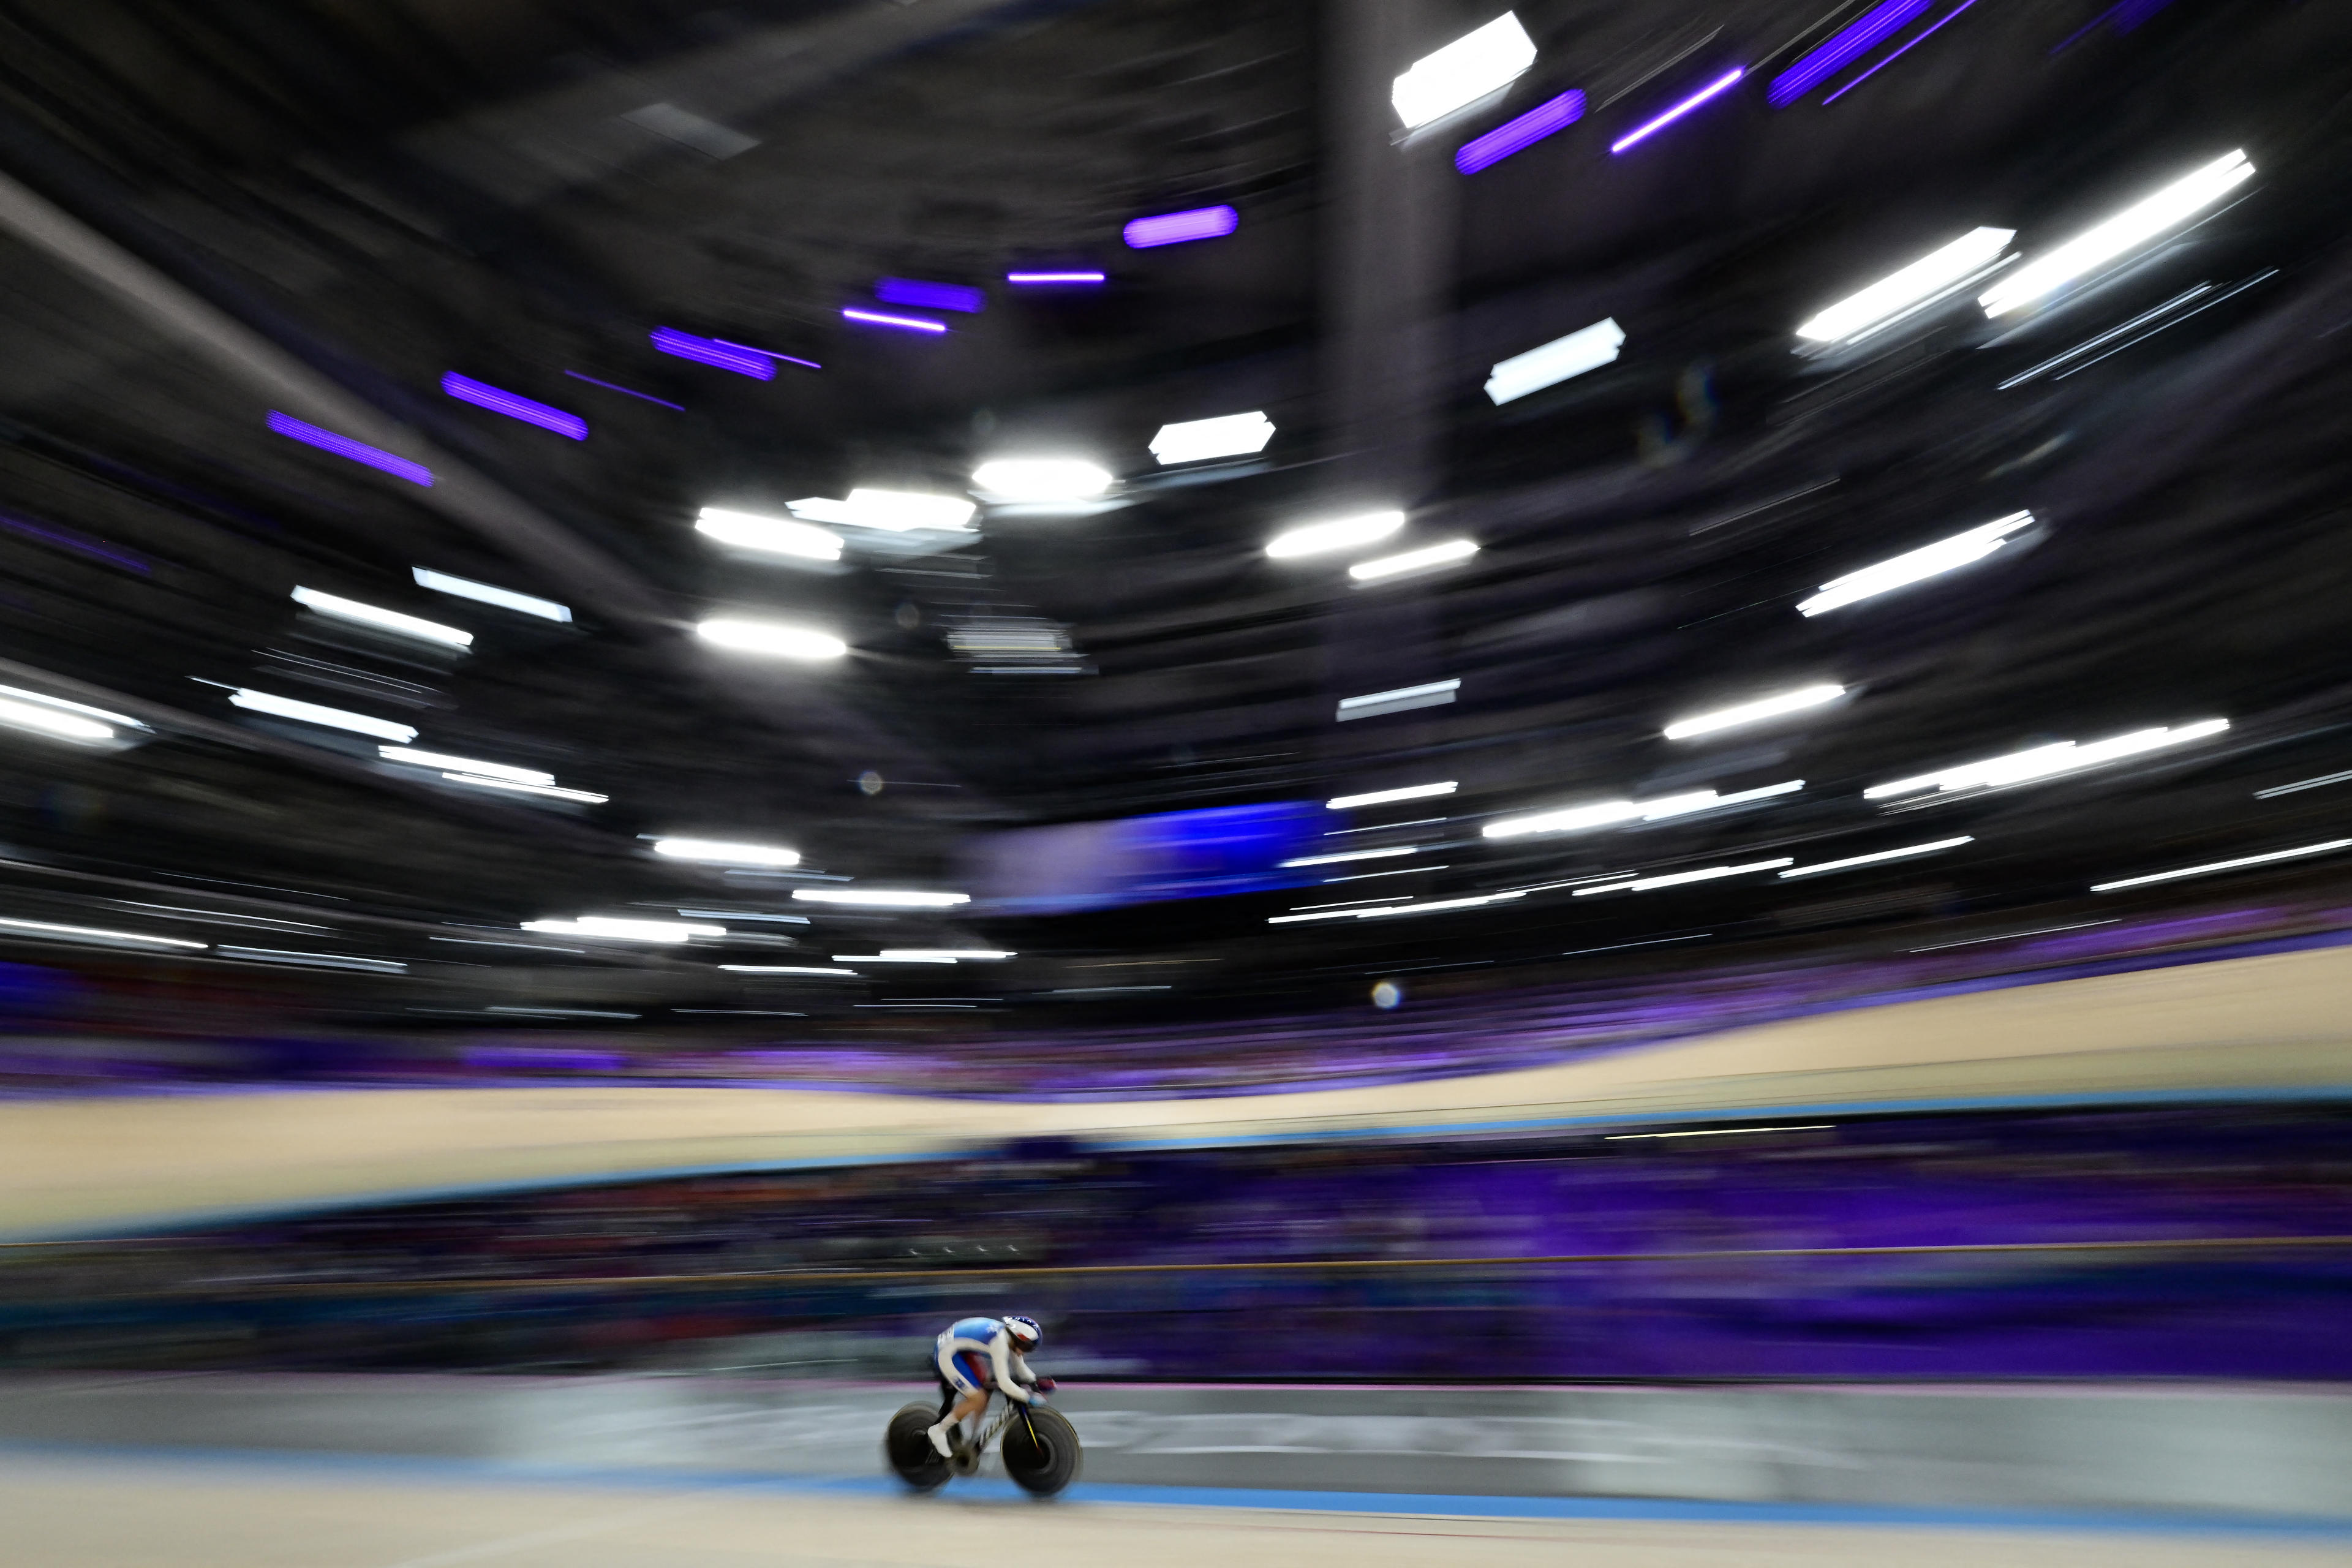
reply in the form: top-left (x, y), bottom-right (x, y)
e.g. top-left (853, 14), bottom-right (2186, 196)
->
top-left (440, 373), bottom-right (587, 440)
top-left (267, 412), bottom-right (432, 487)
top-left (695, 507), bottom-right (843, 561)
top-left (834, 952), bottom-right (954, 963)
top-left (442, 775), bottom-right (609, 804)
top-left (1266, 510), bottom-right (1406, 559)
top-left (1336, 679), bottom-right (1460, 722)
top-left (1006, 271), bottom-right (1106, 285)
top-left (1574, 858), bottom-right (1794, 895)
top-left (695, 619), bottom-right (850, 660)
top-left (1609, 67), bottom-right (1744, 155)
top-left (522, 917), bottom-right (724, 942)
top-left (841, 307), bottom-right (949, 335)
top-left (1349, 539), bottom-right (1479, 581)
top-left (411, 569), bottom-right (570, 623)
top-left (882, 949), bottom-right (1014, 960)
top-left (0, 915), bottom-right (206, 951)
top-left (1355, 891), bottom-right (1526, 919)
top-left (2092, 839), bottom-right (2352, 894)
top-left (1770, 0), bottom-right (1932, 105)
top-left (292, 587), bottom-right (473, 649)
top-left (971, 459), bottom-right (1113, 502)
top-left (0, 695), bottom-right (118, 745)
top-left (1392, 13), bottom-right (1537, 130)
top-left (1149, 411), bottom-right (1276, 464)
top-left (1796, 228), bottom-right (2016, 343)
top-left (1279, 846), bottom-right (1422, 868)
top-left (1455, 89), bottom-right (1585, 175)
top-left (1864, 720), bottom-right (2229, 800)
top-left (229, 688), bottom-right (416, 743)
top-left (378, 747), bottom-right (552, 785)
top-left (789, 489), bottom-right (977, 532)
top-left (1663, 683), bottom-right (1845, 740)
top-left (1484, 318), bottom-right (1625, 404)
top-left (1123, 206), bottom-right (1238, 248)
top-left (1980, 149), bottom-right (2254, 317)
top-left (1483, 780), bottom-right (1802, 839)
top-left (791, 888), bottom-right (971, 908)
top-left (874, 278), bottom-right (984, 314)
top-left (650, 327), bottom-right (774, 379)
top-left (1797, 512), bottom-right (2035, 616)
top-left (719, 964), bottom-right (861, 976)
top-left (1779, 837), bottom-right (1974, 879)
top-left (651, 837), bottom-right (801, 868)
top-left (1326, 781), bottom-right (1457, 810)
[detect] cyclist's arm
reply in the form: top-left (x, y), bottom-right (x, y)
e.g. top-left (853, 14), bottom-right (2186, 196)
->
top-left (991, 1334), bottom-right (1035, 1403)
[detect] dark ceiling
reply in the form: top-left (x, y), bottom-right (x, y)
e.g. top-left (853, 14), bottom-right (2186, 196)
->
top-left (0, 0), bottom-right (2348, 1028)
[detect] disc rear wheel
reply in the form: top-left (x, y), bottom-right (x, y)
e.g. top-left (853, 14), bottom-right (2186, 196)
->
top-left (885, 1401), bottom-right (951, 1492)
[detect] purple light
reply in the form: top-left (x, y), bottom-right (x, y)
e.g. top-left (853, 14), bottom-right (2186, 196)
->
top-left (266, 412), bottom-right (433, 487)
top-left (0, 511), bottom-right (148, 573)
top-left (650, 326), bottom-right (774, 379)
top-left (875, 277), bottom-right (984, 314)
top-left (1122, 205), bottom-right (1238, 249)
top-left (1769, 0), bottom-right (1932, 106)
top-left (1822, 0), bottom-right (1983, 104)
top-left (441, 373), bottom-right (587, 440)
top-left (713, 339), bottom-right (823, 371)
top-left (840, 307), bottom-right (949, 334)
top-left (1455, 89), bottom-right (1586, 175)
top-left (1608, 67), bottom-right (1744, 155)
top-left (1006, 271), bottom-right (1107, 285)
top-left (564, 371), bottom-right (684, 411)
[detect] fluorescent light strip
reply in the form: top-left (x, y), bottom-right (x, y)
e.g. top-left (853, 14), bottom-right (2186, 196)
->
top-left (883, 949), bottom-right (1013, 960)
top-left (1485, 318), bottom-right (1624, 404)
top-left (440, 373), bottom-right (587, 440)
top-left (1327, 781), bottom-right (1457, 811)
top-left (695, 619), bottom-right (848, 659)
top-left (1336, 679), bottom-right (1460, 721)
top-left (676, 909), bottom-right (809, 924)
top-left (834, 953), bottom-right (954, 963)
top-left (1607, 1124), bottom-right (1833, 1140)
top-left (1663, 683), bottom-right (1843, 740)
top-left (230, 689), bottom-right (415, 743)
top-left (1123, 205), bottom-right (1238, 248)
top-left (1908, 919), bottom-right (2118, 952)
top-left (720, 964), bottom-right (861, 976)
top-left (1267, 510), bottom-right (1404, 559)
top-left (292, 587), bottom-right (472, 649)
top-left (1484, 780), bottom-right (1801, 839)
top-left (791, 889), bottom-right (970, 907)
top-left (1455, 89), bottom-right (1586, 175)
top-left (1770, 0), bottom-right (1932, 105)
top-left (1608, 67), bottom-right (1744, 154)
top-left (2255, 769), bottom-right (2352, 800)
top-left (0, 696), bottom-right (115, 744)
top-left (1796, 228), bottom-right (2015, 343)
top-left (1150, 411), bottom-right (1275, 464)
top-left (2091, 839), bottom-right (2352, 894)
top-left (652, 838), bottom-right (800, 867)
top-left (695, 507), bottom-right (842, 562)
top-left (1268, 906), bottom-right (1400, 924)
top-left (1324, 864), bottom-right (1446, 883)
top-left (1997, 285), bottom-right (2213, 388)
top-left (651, 327), bottom-right (774, 379)
top-left (791, 489), bottom-right (976, 532)
top-left (1818, 0), bottom-right (1984, 105)
top-left (1355, 891), bottom-right (1525, 919)
top-left (1798, 512), bottom-right (2034, 616)
top-left (1574, 858), bottom-right (1793, 894)
top-left (874, 278), bottom-right (984, 314)
top-left (971, 459), bottom-right (1112, 502)
top-left (266, 412), bottom-right (432, 486)
top-left (379, 747), bottom-right (552, 785)
top-left (1981, 149), bottom-right (2254, 317)
top-left (1779, 836), bottom-right (1972, 878)
top-left (841, 307), bottom-right (948, 334)
top-left (412, 568), bottom-right (570, 623)
top-left (1393, 12), bottom-right (1538, 129)
top-left (524, 917), bottom-right (723, 942)
top-left (0, 683), bottom-right (141, 733)
top-left (0, 915), bottom-right (205, 950)
top-left (216, 946), bottom-right (404, 973)
top-left (564, 371), bottom-right (684, 411)
top-left (443, 774), bottom-right (608, 804)
top-left (1865, 720), bottom-right (2227, 800)
top-left (1350, 540), bottom-right (1479, 582)
top-left (1281, 846), bottom-right (1420, 867)
top-left (1006, 271), bottom-right (1105, 285)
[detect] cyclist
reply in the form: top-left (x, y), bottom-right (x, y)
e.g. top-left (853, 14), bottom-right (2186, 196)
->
top-left (928, 1313), bottom-right (1052, 1457)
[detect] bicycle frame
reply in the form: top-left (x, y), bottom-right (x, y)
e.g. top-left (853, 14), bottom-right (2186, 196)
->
top-left (952, 1390), bottom-right (1046, 1468)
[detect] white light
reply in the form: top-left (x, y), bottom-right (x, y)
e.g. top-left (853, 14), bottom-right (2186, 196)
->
top-left (1797, 228), bottom-right (2015, 343)
top-left (720, 964), bottom-right (861, 976)
top-left (791, 488), bottom-right (976, 533)
top-left (1797, 513), bottom-right (2035, 617)
top-left (834, 952), bottom-right (956, 963)
top-left (651, 837), bottom-right (801, 868)
top-left (791, 888), bottom-right (971, 908)
top-left (0, 696), bottom-right (113, 744)
top-left (1574, 858), bottom-right (1794, 895)
top-left (1864, 720), bottom-right (2228, 800)
top-left (1779, 837), bottom-right (1974, 879)
top-left (412, 568), bottom-right (571, 623)
top-left (695, 507), bottom-right (843, 562)
top-left (881, 948), bottom-right (1014, 960)
top-left (0, 915), bottom-right (205, 951)
top-left (443, 774), bottom-right (609, 804)
top-left (522, 917), bottom-right (725, 942)
top-left (696, 619), bottom-right (849, 660)
top-left (1336, 679), bottom-right (1460, 722)
top-left (1391, 12), bottom-right (1537, 130)
top-left (2090, 839), bottom-right (2352, 894)
top-left (971, 459), bottom-right (1113, 502)
top-left (1355, 891), bottom-right (1526, 919)
top-left (0, 683), bottom-right (143, 741)
top-left (379, 747), bottom-right (553, 785)
top-left (230, 689), bottom-right (417, 743)
top-left (1149, 412), bottom-right (1276, 465)
top-left (1663, 684), bottom-right (1845, 741)
top-left (217, 946), bottom-right (404, 973)
top-left (1484, 318), bottom-right (1626, 405)
top-left (1267, 906), bottom-right (1403, 924)
top-left (1981, 150), bottom-right (2253, 318)
top-left (1483, 780), bottom-right (1803, 839)
top-left (1280, 846), bottom-right (1421, 868)
top-left (1267, 510), bottom-right (1406, 560)
top-left (1326, 781), bottom-right (1457, 811)
top-left (292, 587), bottom-right (473, 649)
top-left (1349, 540), bottom-right (1479, 581)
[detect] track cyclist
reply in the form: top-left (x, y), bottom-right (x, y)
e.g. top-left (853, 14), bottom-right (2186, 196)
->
top-left (929, 1313), bottom-right (1052, 1457)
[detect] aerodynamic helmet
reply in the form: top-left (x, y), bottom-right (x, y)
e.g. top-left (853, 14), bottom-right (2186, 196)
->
top-left (1004, 1314), bottom-right (1043, 1351)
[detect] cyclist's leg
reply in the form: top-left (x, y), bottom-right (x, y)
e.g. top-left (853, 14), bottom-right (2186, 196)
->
top-left (930, 1344), bottom-right (990, 1455)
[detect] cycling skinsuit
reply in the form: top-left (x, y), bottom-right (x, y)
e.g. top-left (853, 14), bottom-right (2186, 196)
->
top-left (935, 1315), bottom-right (1036, 1403)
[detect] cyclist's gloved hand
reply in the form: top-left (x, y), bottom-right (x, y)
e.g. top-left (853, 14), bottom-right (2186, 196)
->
top-left (1033, 1377), bottom-right (1057, 1393)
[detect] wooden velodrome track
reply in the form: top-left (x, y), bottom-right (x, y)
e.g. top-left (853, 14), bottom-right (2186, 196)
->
top-left (4, 940), bottom-right (2350, 1238)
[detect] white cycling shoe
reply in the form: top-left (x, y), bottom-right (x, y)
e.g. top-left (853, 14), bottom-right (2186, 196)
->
top-left (927, 1420), bottom-right (957, 1457)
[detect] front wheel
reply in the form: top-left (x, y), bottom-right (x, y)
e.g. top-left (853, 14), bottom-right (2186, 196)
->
top-left (885, 1401), bottom-right (951, 1492)
top-left (1001, 1403), bottom-right (1080, 1497)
